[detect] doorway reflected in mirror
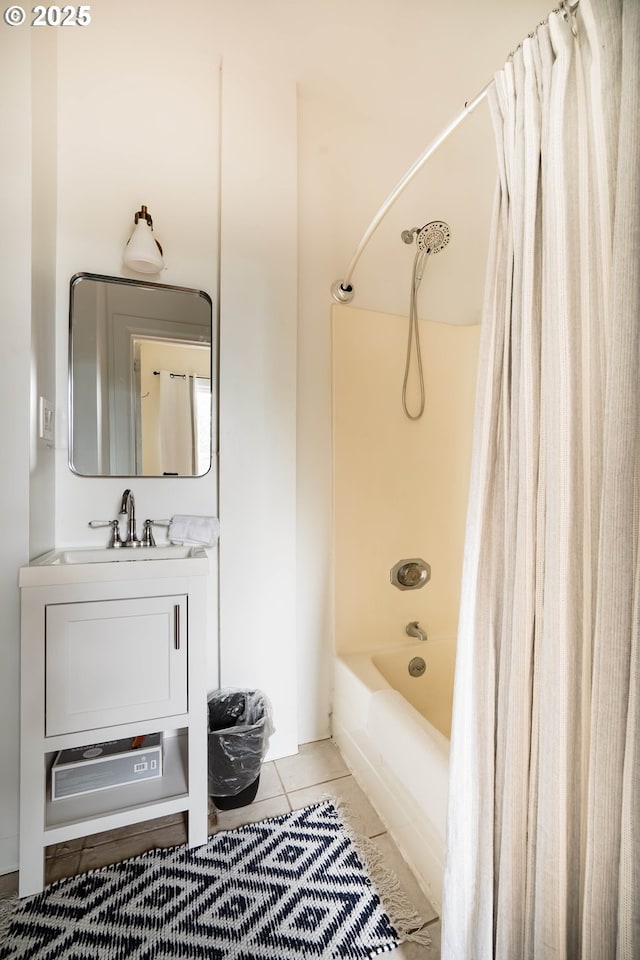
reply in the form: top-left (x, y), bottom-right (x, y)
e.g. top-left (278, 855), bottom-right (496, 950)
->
top-left (136, 340), bottom-right (211, 476)
top-left (69, 273), bottom-right (215, 477)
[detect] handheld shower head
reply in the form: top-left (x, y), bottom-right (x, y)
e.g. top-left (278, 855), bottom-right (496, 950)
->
top-left (401, 221), bottom-right (451, 282)
top-left (414, 249), bottom-right (428, 284)
top-left (416, 220), bottom-right (450, 255)
top-left (401, 218), bottom-right (451, 421)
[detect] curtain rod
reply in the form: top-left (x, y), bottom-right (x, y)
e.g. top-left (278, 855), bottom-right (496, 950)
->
top-left (153, 370), bottom-right (210, 380)
top-left (330, 0), bottom-right (580, 304)
top-left (330, 81), bottom-right (491, 303)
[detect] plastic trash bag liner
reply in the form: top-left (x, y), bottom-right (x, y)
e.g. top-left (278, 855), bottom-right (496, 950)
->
top-left (207, 688), bottom-right (274, 797)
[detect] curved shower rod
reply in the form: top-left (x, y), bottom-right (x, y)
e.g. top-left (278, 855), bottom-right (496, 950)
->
top-left (330, 81), bottom-right (492, 304)
top-left (330, 0), bottom-right (580, 304)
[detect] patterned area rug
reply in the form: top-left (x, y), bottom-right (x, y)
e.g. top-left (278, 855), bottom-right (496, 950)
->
top-left (0, 801), bottom-right (420, 959)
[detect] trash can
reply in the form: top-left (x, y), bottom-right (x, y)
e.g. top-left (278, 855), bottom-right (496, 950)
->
top-left (207, 688), bottom-right (274, 810)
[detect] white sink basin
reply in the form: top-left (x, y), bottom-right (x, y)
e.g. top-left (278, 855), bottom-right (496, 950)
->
top-left (55, 545), bottom-right (199, 564)
top-left (19, 544), bottom-right (209, 587)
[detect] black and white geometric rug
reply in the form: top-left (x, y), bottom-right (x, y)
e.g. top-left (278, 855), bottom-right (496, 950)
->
top-left (0, 801), bottom-right (422, 959)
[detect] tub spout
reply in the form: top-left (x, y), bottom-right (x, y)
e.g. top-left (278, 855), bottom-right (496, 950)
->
top-left (406, 620), bottom-right (428, 642)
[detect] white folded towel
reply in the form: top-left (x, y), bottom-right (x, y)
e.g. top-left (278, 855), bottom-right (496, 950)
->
top-left (169, 515), bottom-right (220, 547)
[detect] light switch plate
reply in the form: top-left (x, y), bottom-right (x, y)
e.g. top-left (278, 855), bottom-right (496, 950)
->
top-left (39, 397), bottom-right (54, 443)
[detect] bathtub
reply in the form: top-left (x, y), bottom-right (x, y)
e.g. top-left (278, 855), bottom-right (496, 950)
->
top-left (332, 638), bottom-right (455, 911)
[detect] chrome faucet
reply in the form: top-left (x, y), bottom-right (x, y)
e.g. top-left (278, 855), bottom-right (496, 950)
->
top-left (120, 489), bottom-right (140, 547)
top-left (405, 620), bottom-right (428, 642)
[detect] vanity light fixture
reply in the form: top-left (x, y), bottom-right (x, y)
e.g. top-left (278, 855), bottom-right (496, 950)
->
top-left (122, 204), bottom-right (164, 274)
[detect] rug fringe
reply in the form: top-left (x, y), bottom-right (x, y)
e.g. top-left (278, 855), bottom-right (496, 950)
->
top-left (326, 796), bottom-right (433, 949)
top-left (0, 896), bottom-right (17, 945)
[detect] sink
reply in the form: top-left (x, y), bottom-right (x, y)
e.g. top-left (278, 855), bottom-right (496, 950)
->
top-left (19, 543), bottom-right (209, 587)
top-left (55, 545), bottom-right (200, 564)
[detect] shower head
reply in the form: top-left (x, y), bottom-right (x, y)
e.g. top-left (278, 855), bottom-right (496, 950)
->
top-left (416, 220), bottom-right (450, 255)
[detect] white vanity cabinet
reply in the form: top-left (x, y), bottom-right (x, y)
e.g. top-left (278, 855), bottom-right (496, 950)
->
top-left (18, 550), bottom-right (211, 898)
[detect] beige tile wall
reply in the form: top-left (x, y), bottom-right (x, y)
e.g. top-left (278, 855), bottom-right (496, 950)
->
top-left (332, 304), bottom-right (480, 654)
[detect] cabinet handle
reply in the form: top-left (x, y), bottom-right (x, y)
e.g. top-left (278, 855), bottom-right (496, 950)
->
top-left (174, 604), bottom-right (180, 650)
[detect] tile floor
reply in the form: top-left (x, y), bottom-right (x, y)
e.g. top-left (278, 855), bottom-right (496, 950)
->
top-left (0, 738), bottom-right (440, 958)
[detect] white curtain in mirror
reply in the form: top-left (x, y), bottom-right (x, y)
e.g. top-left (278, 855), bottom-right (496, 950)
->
top-left (158, 371), bottom-right (211, 476)
top-left (159, 371), bottom-right (195, 476)
top-left (193, 376), bottom-right (212, 476)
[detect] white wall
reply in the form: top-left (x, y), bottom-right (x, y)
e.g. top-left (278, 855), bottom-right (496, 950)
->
top-left (30, 30), bottom-right (57, 560)
top-left (0, 25), bottom-right (33, 877)
top-left (52, 7), bottom-right (221, 720)
top-left (53, 12), bottom-right (299, 765)
top-left (218, 55), bottom-right (298, 760)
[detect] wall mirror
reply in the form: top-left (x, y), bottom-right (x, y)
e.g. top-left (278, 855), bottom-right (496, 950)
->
top-left (69, 273), bottom-right (215, 477)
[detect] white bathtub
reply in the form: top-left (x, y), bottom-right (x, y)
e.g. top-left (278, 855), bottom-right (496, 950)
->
top-left (332, 638), bottom-right (455, 911)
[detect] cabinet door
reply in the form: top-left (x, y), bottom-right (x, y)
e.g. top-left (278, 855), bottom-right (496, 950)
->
top-left (45, 595), bottom-right (187, 736)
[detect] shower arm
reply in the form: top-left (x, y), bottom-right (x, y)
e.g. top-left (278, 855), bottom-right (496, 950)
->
top-left (330, 81), bottom-right (492, 304)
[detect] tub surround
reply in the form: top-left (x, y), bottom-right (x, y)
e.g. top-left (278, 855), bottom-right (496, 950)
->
top-left (332, 306), bottom-right (480, 910)
top-left (332, 305), bottom-right (480, 656)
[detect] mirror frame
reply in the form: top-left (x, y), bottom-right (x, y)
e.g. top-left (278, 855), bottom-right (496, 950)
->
top-left (68, 272), bottom-right (216, 478)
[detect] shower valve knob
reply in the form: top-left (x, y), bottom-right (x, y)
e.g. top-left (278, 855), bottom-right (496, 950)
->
top-left (390, 558), bottom-right (431, 590)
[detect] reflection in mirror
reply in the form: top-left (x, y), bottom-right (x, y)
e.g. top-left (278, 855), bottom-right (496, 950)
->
top-left (69, 273), bottom-right (215, 477)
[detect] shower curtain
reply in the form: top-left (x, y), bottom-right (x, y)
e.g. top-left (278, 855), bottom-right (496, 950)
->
top-left (442, 2), bottom-right (639, 959)
top-left (159, 370), bottom-right (195, 475)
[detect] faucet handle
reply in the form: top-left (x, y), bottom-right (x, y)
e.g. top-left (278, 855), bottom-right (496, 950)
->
top-left (141, 519), bottom-right (171, 547)
top-left (88, 519), bottom-right (123, 548)
top-left (141, 520), bottom-right (155, 547)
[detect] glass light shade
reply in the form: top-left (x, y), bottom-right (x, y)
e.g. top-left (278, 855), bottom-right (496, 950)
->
top-left (123, 219), bottom-right (164, 274)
